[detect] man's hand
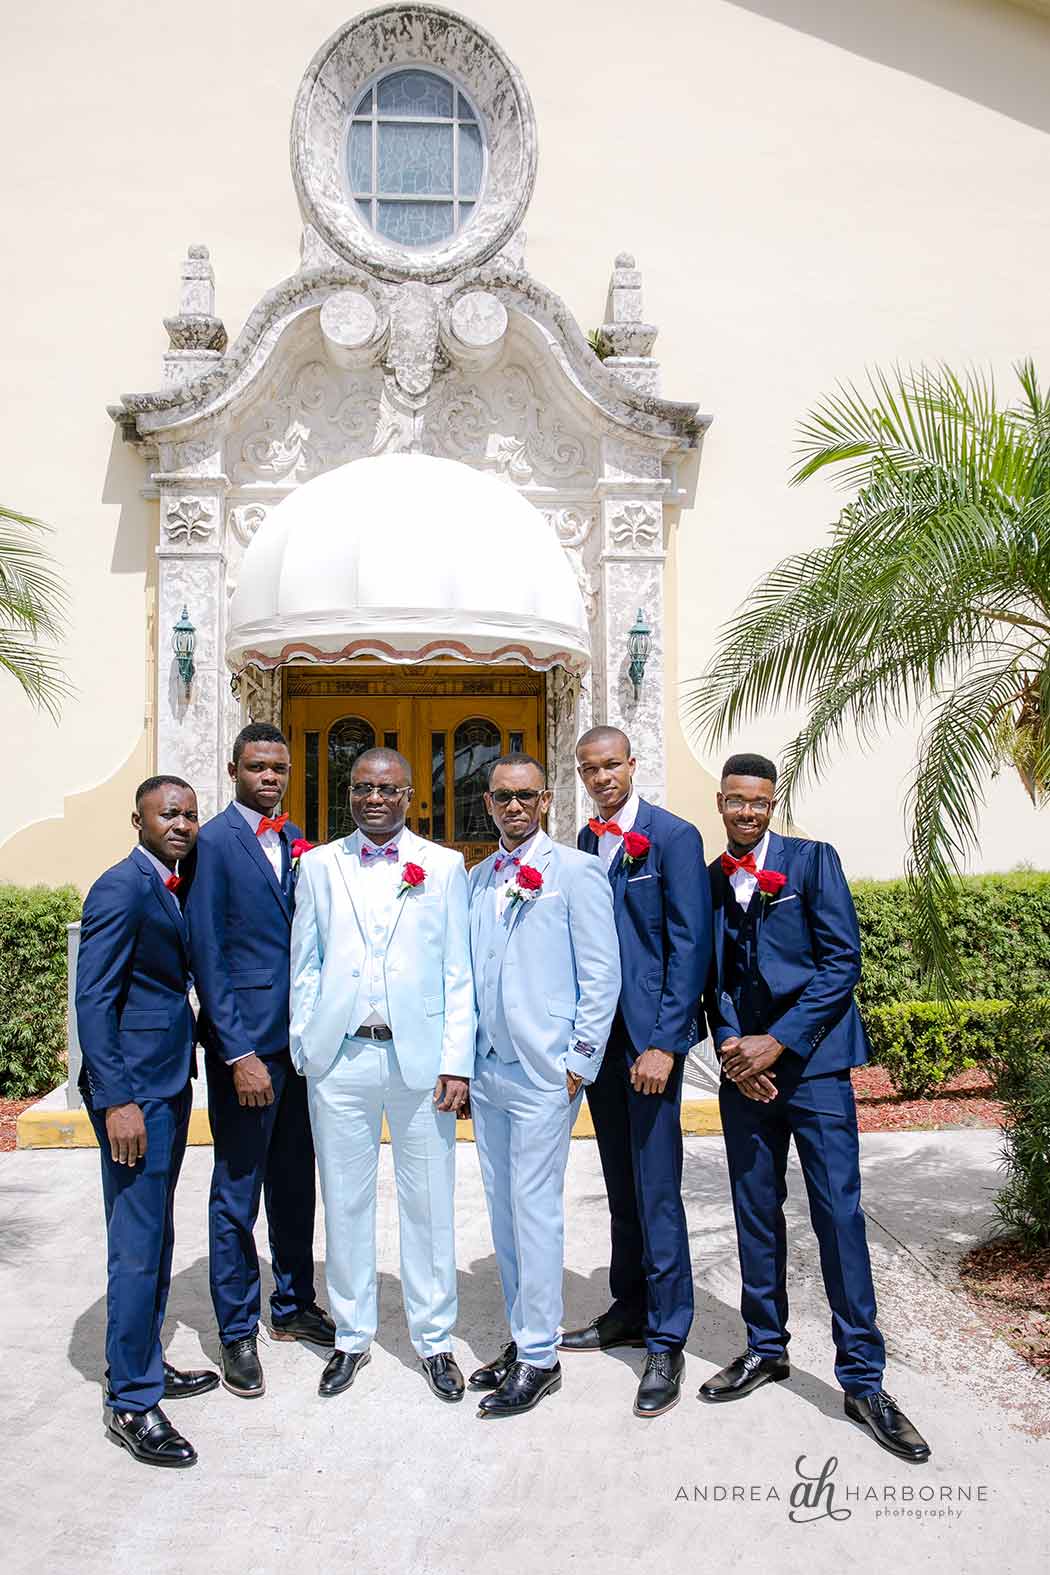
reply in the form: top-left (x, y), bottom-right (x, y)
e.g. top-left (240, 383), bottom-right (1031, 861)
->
top-left (566, 1070), bottom-right (584, 1100)
top-left (232, 1053), bottom-right (275, 1108)
top-left (629, 1047), bottom-right (676, 1096)
top-left (721, 1034), bottom-right (785, 1082)
top-left (718, 1037), bottom-right (778, 1103)
top-left (105, 1102), bottom-right (147, 1166)
top-left (434, 1075), bottom-right (470, 1116)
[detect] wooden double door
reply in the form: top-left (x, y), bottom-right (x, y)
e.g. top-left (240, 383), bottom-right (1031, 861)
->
top-left (283, 664), bottom-right (545, 866)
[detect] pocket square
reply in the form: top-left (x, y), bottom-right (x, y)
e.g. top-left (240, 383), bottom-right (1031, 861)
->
top-left (627, 874), bottom-right (654, 883)
top-left (768, 894), bottom-right (798, 907)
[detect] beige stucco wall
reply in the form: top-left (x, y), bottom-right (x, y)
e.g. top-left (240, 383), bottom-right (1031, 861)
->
top-left (3, 0), bottom-right (1050, 888)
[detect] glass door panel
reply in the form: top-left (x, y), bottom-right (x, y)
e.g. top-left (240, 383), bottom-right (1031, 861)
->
top-left (326, 717), bottom-right (377, 842)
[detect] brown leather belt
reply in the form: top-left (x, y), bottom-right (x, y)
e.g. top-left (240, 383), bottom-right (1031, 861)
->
top-left (353, 1024), bottom-right (393, 1041)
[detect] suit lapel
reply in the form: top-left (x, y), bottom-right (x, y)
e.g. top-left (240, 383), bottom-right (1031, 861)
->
top-left (711, 859), bottom-right (728, 986)
top-left (333, 833), bottom-right (368, 945)
top-left (505, 832), bottom-right (554, 939)
top-left (132, 854), bottom-right (188, 958)
top-left (386, 830), bottom-right (422, 949)
top-left (226, 803), bottom-right (291, 923)
top-left (756, 831), bottom-right (789, 962)
top-left (612, 798), bottom-right (652, 905)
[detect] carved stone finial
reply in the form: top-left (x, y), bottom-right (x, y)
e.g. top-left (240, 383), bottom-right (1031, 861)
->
top-left (162, 245), bottom-right (227, 385)
top-left (598, 252), bottom-right (660, 394)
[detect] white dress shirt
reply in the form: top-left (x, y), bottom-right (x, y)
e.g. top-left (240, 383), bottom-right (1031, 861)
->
top-left (591, 790), bottom-right (640, 872)
top-left (727, 830), bottom-right (770, 910)
top-left (493, 828), bottom-right (541, 918)
top-left (233, 799), bottom-right (283, 883)
top-left (354, 827), bottom-right (407, 1027)
top-left (132, 844), bottom-right (183, 917)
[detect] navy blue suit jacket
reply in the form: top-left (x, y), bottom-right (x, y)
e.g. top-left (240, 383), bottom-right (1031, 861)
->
top-left (578, 798), bottom-right (712, 1056)
top-left (705, 831), bottom-right (870, 1077)
top-left (185, 803), bottom-right (302, 1065)
top-left (75, 851), bottom-right (194, 1110)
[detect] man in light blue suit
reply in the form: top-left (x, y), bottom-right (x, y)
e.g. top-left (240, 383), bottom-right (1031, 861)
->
top-left (467, 753), bottom-right (620, 1418)
top-left (290, 748), bottom-right (475, 1404)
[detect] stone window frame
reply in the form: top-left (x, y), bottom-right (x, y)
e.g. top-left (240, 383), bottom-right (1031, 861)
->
top-left (291, 4), bottom-right (537, 283)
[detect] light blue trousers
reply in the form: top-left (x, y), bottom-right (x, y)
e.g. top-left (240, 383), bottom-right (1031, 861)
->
top-left (470, 1052), bottom-right (583, 1368)
top-left (306, 1035), bottom-right (457, 1358)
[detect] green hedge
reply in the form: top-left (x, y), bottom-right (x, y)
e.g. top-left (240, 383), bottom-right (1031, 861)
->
top-left (851, 872), bottom-right (1050, 1009)
top-left (863, 1000), bottom-right (1018, 1098)
top-left (0, 884), bottom-right (82, 1097)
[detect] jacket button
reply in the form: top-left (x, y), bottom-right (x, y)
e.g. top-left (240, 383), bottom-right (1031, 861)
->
top-left (352, 970), bottom-right (360, 978)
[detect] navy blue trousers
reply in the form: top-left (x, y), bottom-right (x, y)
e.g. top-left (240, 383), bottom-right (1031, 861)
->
top-left (206, 1048), bottom-right (317, 1342)
top-left (719, 1068), bottom-right (885, 1395)
top-left (89, 1084), bottom-right (191, 1412)
top-left (585, 1029), bottom-right (694, 1351)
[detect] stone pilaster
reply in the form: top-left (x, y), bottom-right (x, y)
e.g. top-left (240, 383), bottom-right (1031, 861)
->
top-left (162, 245), bottom-right (227, 386)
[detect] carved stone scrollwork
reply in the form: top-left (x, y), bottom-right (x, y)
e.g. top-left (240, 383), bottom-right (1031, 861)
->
top-left (608, 503), bottom-right (661, 552)
top-left (164, 496), bottom-right (217, 544)
top-left (425, 364), bottom-right (593, 484)
top-left (544, 507), bottom-right (599, 621)
top-left (229, 505), bottom-right (267, 548)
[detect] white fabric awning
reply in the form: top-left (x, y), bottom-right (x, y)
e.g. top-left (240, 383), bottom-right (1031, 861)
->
top-left (226, 453), bottom-right (590, 673)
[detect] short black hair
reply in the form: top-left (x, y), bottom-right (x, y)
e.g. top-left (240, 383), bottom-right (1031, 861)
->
top-left (232, 722), bottom-right (289, 764)
top-left (576, 725), bottom-right (632, 757)
top-left (486, 752), bottom-right (547, 789)
top-left (351, 746), bottom-right (413, 782)
top-left (721, 752), bottom-right (777, 787)
top-left (135, 774), bottom-right (193, 808)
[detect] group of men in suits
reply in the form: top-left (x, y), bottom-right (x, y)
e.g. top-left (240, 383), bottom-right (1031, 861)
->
top-left (76, 720), bottom-right (929, 1470)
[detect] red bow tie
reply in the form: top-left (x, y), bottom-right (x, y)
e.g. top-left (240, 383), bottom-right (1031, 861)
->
top-left (589, 818), bottom-right (624, 837)
top-left (494, 853), bottom-right (520, 872)
top-left (361, 840), bottom-right (398, 862)
top-left (257, 813), bottom-right (289, 836)
top-left (165, 874), bottom-right (182, 892)
top-left (721, 850), bottom-right (758, 877)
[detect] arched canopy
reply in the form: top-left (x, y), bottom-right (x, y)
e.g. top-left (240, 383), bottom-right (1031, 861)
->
top-left (225, 453), bottom-right (590, 672)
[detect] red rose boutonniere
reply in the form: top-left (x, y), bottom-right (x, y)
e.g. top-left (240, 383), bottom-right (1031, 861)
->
top-left (621, 831), bottom-right (651, 869)
top-left (755, 868), bottom-right (788, 902)
top-left (398, 862), bottom-right (427, 898)
top-left (290, 838), bottom-right (315, 865)
top-left (506, 863), bottom-right (543, 907)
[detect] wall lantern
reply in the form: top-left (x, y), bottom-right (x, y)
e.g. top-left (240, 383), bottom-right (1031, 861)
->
top-left (627, 607), bottom-right (652, 701)
top-left (172, 605), bottom-right (197, 687)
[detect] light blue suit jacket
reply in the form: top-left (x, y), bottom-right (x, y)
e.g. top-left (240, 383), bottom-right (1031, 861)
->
top-left (468, 830), bottom-right (621, 1092)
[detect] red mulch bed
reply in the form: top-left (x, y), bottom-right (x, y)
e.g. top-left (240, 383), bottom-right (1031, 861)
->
top-left (0, 1096), bottom-right (39, 1153)
top-left (851, 1063), bottom-right (1003, 1132)
top-left (958, 1237), bottom-right (1050, 1377)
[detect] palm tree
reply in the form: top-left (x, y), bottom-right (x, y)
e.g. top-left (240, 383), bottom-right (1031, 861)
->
top-left (686, 361), bottom-right (1050, 996)
top-left (0, 506), bottom-right (70, 719)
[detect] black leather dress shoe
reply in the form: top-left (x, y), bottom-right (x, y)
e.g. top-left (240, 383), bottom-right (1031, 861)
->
top-left (421, 1352), bottom-right (465, 1402)
top-left (318, 1349), bottom-right (371, 1398)
top-left (846, 1391), bottom-right (931, 1462)
top-left (271, 1303), bottom-right (337, 1347)
top-left (220, 1335), bottom-right (265, 1398)
top-left (106, 1405), bottom-right (197, 1468)
top-left (162, 1361), bottom-right (219, 1400)
top-left (634, 1349), bottom-right (685, 1417)
top-left (477, 1361), bottom-right (561, 1417)
top-left (559, 1309), bottom-right (646, 1353)
top-left (467, 1341), bottom-right (518, 1392)
top-left (698, 1349), bottom-right (790, 1402)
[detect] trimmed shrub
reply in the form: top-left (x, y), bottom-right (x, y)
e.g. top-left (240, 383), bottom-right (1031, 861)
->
top-left (863, 999), bottom-right (1016, 1098)
top-left (989, 1001), bottom-right (1050, 1248)
top-left (0, 883), bottom-right (82, 1097)
top-left (851, 872), bottom-right (1050, 1010)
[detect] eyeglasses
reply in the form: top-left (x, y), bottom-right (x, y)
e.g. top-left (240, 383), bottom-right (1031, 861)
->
top-left (350, 783), bottom-right (407, 800)
top-left (722, 796), bottom-right (772, 814)
top-left (490, 789), bottom-right (544, 807)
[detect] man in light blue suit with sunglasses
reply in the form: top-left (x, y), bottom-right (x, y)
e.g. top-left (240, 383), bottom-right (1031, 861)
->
top-left (467, 752), bottom-right (620, 1418)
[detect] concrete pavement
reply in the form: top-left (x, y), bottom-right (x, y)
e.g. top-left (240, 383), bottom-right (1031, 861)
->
top-left (1, 1130), bottom-right (1047, 1574)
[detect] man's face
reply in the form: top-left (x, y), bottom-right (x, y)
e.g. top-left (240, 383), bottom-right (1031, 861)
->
top-left (717, 774), bottom-right (775, 852)
top-left (575, 736), bottom-right (635, 818)
top-left (485, 762), bottom-right (551, 849)
top-left (229, 742), bottom-right (291, 814)
top-left (133, 785), bottom-right (199, 867)
top-left (350, 756), bottom-right (412, 842)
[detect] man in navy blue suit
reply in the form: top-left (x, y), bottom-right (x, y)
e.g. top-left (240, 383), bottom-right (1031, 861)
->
top-left (699, 752), bottom-right (930, 1462)
top-left (187, 722), bottom-right (333, 1399)
top-left (560, 727), bottom-right (711, 1418)
top-left (77, 775), bottom-right (218, 1469)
